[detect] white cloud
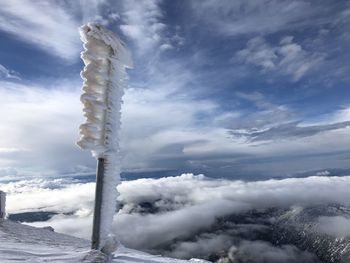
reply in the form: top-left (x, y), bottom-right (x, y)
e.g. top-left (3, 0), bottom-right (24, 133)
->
top-left (0, 80), bottom-right (92, 172)
top-left (316, 170), bottom-right (330, 176)
top-left (1, 78), bottom-right (350, 177)
top-left (116, 174), bottom-right (350, 216)
top-left (0, 1), bottom-right (346, 178)
top-left (0, 1), bottom-right (81, 60)
top-left (1, 178), bottom-right (94, 213)
top-left (333, 107), bottom-right (350, 123)
top-left (121, 83), bottom-right (350, 176)
top-left (220, 240), bottom-right (318, 263)
top-left (2, 174), bottom-right (350, 259)
top-left (190, 0), bottom-right (334, 37)
top-left (120, 0), bottom-right (170, 53)
top-left (0, 64), bottom-right (20, 80)
top-left (0, 0), bottom-right (117, 61)
top-left (316, 216), bottom-right (350, 237)
top-left (0, 167), bottom-right (18, 177)
top-left (236, 36), bottom-right (325, 81)
top-left (168, 233), bottom-right (232, 259)
top-left (233, 91), bottom-right (294, 130)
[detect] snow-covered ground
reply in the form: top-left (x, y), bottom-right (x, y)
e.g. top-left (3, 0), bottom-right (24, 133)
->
top-left (0, 219), bottom-right (209, 262)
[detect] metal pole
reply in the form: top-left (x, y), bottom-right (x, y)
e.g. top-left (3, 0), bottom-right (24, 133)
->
top-left (0, 191), bottom-right (5, 219)
top-left (91, 157), bottom-right (105, 250)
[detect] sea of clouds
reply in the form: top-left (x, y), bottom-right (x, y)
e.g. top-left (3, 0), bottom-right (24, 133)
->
top-left (2, 174), bottom-right (350, 262)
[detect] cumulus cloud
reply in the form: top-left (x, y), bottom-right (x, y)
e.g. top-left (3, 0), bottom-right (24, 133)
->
top-left (116, 175), bottom-right (350, 217)
top-left (1, 178), bottom-right (95, 214)
top-left (236, 36), bottom-right (325, 81)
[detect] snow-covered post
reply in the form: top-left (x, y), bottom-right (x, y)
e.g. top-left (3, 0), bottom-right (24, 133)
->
top-left (76, 23), bottom-right (132, 251)
top-left (0, 191), bottom-right (5, 219)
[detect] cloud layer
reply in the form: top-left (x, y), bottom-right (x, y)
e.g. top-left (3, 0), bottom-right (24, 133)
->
top-left (2, 174), bottom-right (350, 261)
top-left (1, 79), bottom-right (350, 178)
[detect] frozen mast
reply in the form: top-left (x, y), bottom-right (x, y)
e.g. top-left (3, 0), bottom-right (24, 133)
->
top-left (77, 23), bottom-right (132, 251)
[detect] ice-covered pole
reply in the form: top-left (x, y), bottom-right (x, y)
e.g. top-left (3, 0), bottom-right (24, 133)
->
top-left (76, 23), bottom-right (132, 251)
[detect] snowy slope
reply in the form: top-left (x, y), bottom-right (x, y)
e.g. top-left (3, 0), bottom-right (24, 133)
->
top-left (0, 219), bottom-right (209, 263)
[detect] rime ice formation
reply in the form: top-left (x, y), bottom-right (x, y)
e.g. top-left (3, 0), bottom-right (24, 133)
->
top-left (77, 23), bottom-right (132, 249)
top-left (77, 23), bottom-right (132, 156)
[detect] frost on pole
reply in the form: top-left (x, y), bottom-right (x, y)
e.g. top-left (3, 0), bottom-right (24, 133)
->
top-left (77, 23), bottom-right (132, 249)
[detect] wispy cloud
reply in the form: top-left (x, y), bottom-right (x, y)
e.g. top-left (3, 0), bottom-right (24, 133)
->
top-left (230, 121), bottom-right (350, 142)
top-left (190, 0), bottom-right (337, 37)
top-left (0, 64), bottom-right (20, 80)
top-left (0, 0), bottom-right (119, 61)
top-left (0, 1), bottom-right (82, 60)
top-left (120, 0), bottom-right (173, 54)
top-left (232, 92), bottom-right (294, 130)
top-left (229, 92), bottom-right (350, 142)
top-left (236, 36), bottom-right (325, 81)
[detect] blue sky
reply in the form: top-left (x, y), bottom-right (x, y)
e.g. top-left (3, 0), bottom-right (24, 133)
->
top-left (0, 0), bottom-right (350, 180)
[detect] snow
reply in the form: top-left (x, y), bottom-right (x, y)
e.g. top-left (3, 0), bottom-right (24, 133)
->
top-left (76, 23), bottom-right (132, 249)
top-left (0, 219), bottom-right (210, 263)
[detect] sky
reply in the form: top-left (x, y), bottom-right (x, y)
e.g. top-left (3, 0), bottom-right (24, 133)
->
top-left (0, 0), bottom-right (350, 180)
